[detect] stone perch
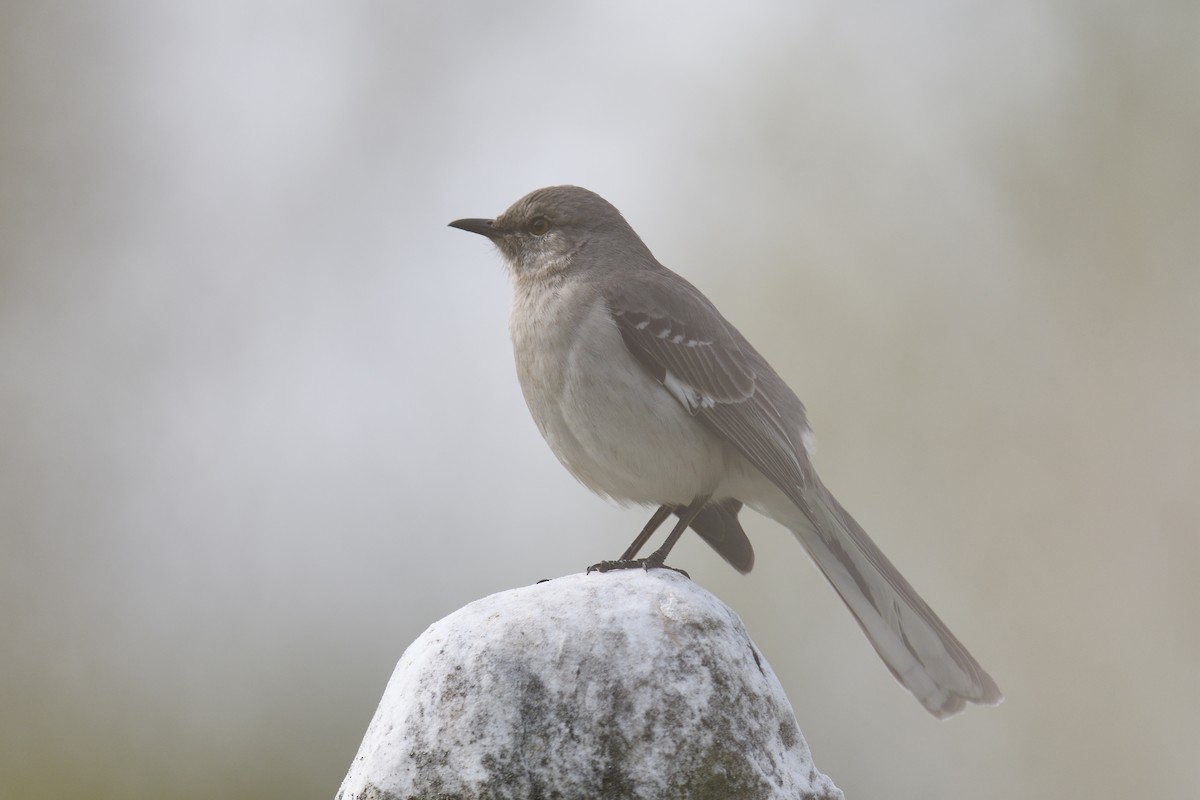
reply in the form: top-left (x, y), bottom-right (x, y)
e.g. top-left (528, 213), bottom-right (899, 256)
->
top-left (335, 570), bottom-right (843, 800)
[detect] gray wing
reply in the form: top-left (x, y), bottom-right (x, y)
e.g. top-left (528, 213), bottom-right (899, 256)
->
top-left (608, 273), bottom-right (1003, 717)
top-left (605, 272), bottom-right (815, 508)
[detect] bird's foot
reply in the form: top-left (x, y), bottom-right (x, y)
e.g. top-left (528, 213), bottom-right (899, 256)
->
top-left (586, 558), bottom-right (690, 579)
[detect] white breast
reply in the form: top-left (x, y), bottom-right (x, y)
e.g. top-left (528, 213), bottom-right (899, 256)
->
top-left (508, 279), bottom-right (733, 506)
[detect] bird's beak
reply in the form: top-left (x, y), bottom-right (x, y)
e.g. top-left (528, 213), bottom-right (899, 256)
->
top-left (448, 218), bottom-right (502, 240)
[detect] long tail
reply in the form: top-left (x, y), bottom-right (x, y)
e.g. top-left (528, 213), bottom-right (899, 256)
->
top-left (758, 480), bottom-right (1002, 718)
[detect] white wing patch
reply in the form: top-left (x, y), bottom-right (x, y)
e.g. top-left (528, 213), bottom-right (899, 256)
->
top-left (801, 425), bottom-right (817, 456)
top-left (663, 369), bottom-right (716, 413)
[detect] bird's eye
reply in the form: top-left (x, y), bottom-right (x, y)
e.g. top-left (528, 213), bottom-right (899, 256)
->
top-left (528, 217), bottom-right (551, 235)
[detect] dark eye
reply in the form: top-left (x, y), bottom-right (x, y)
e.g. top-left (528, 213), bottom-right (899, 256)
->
top-left (528, 216), bottom-right (551, 235)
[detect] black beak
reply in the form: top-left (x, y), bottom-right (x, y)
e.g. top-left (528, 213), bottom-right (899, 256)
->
top-left (448, 218), bottom-right (501, 239)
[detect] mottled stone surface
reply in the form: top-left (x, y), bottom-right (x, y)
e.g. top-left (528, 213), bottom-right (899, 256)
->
top-left (336, 570), bottom-right (842, 800)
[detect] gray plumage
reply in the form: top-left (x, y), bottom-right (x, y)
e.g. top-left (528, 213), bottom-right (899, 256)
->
top-left (449, 185), bottom-right (1002, 718)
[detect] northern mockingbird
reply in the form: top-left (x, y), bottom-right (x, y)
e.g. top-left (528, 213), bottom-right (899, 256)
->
top-left (449, 185), bottom-right (1001, 718)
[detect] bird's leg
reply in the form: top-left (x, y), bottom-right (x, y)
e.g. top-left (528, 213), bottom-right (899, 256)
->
top-left (587, 505), bottom-right (671, 575)
top-left (620, 505), bottom-right (673, 560)
top-left (642, 497), bottom-right (707, 570)
top-left (588, 498), bottom-right (708, 578)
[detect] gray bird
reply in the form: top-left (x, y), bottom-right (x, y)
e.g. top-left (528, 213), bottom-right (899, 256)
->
top-left (449, 185), bottom-right (1002, 718)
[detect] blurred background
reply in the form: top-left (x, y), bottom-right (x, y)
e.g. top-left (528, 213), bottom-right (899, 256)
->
top-left (2, 2), bottom-right (1196, 798)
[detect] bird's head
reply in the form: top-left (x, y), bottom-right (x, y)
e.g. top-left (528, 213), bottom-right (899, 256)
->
top-left (450, 185), bottom-right (650, 280)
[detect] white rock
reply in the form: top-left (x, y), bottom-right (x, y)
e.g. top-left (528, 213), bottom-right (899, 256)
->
top-left (336, 569), bottom-right (843, 800)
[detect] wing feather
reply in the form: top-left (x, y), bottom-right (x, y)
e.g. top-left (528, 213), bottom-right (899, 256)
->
top-left (606, 275), bottom-right (814, 506)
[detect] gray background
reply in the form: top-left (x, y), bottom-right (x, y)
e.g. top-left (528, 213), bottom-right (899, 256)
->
top-left (2, 2), bottom-right (1196, 799)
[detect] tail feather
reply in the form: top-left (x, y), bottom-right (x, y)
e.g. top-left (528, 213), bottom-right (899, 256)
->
top-left (686, 499), bottom-right (754, 574)
top-left (758, 480), bottom-right (1002, 718)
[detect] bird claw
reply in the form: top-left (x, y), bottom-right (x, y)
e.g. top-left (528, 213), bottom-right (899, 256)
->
top-left (586, 558), bottom-right (690, 579)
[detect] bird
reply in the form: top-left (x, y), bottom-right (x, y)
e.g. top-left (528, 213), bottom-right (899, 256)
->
top-left (449, 185), bottom-right (1002, 718)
